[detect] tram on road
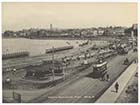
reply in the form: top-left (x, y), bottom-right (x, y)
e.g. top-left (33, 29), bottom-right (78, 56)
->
top-left (93, 57), bottom-right (107, 77)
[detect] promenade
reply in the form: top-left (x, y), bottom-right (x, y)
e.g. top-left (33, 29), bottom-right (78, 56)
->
top-left (96, 61), bottom-right (138, 103)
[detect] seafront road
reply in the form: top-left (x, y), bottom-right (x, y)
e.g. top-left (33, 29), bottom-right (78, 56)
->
top-left (3, 50), bottom-right (137, 103)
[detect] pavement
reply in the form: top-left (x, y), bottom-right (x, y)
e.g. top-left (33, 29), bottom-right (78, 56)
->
top-left (96, 62), bottom-right (138, 103)
top-left (116, 70), bottom-right (138, 103)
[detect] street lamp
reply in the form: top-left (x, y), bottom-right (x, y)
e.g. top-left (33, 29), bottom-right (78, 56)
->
top-left (11, 68), bottom-right (21, 103)
top-left (12, 68), bottom-right (16, 98)
top-left (62, 59), bottom-right (65, 81)
top-left (65, 60), bottom-right (68, 80)
top-left (63, 64), bottom-right (65, 81)
top-left (52, 47), bottom-right (55, 86)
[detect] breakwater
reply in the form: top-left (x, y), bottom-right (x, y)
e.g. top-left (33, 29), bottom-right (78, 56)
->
top-left (46, 46), bottom-right (74, 53)
top-left (2, 51), bottom-right (29, 60)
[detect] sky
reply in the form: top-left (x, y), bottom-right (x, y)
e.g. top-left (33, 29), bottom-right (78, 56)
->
top-left (2, 2), bottom-right (137, 32)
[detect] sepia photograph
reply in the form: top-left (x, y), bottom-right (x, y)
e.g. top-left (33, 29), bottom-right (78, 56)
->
top-left (2, 2), bottom-right (138, 103)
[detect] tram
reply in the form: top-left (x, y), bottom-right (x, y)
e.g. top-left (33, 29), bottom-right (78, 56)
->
top-left (93, 57), bottom-right (107, 77)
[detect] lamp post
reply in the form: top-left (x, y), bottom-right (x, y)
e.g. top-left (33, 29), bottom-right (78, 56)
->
top-left (63, 64), bottom-right (66, 81)
top-left (62, 59), bottom-right (65, 81)
top-left (52, 47), bottom-right (55, 85)
top-left (12, 68), bottom-right (21, 103)
top-left (12, 68), bottom-right (16, 98)
top-left (64, 62), bottom-right (68, 80)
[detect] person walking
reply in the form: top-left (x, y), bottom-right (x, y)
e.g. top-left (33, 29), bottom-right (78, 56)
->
top-left (115, 82), bottom-right (119, 93)
top-left (106, 74), bottom-right (110, 81)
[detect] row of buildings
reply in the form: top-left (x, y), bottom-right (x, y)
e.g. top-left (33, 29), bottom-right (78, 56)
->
top-left (2, 24), bottom-right (137, 39)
